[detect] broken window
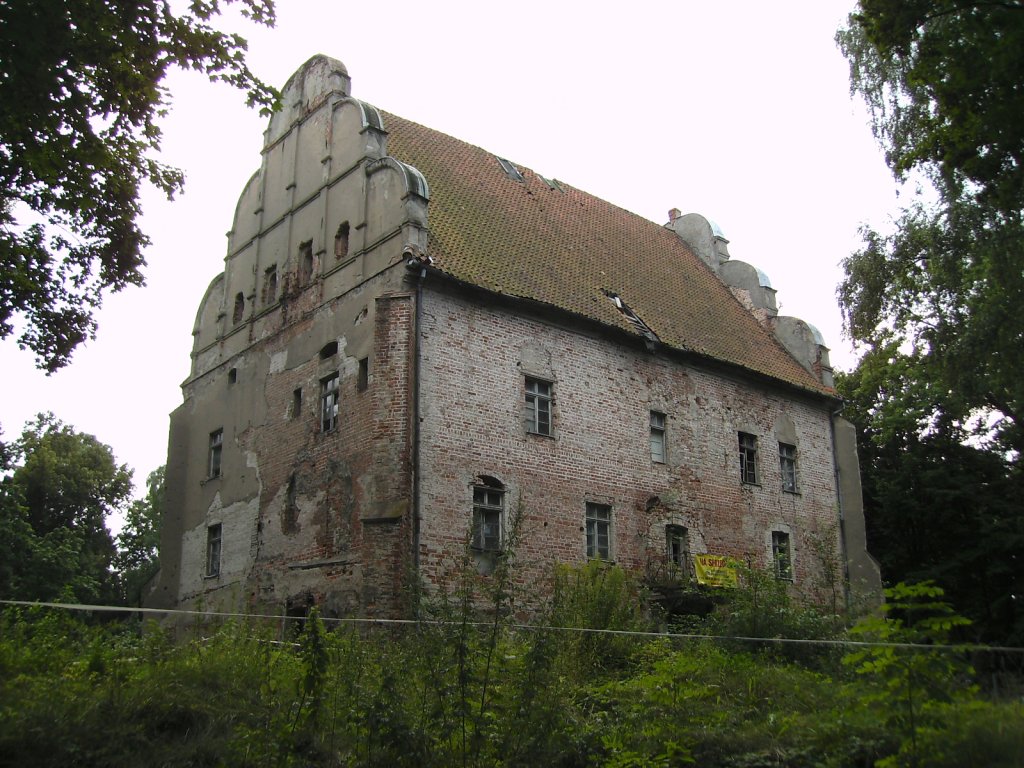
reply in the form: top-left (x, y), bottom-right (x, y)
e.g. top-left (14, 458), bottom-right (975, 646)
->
top-left (666, 525), bottom-right (689, 571)
top-left (739, 432), bottom-right (758, 484)
top-left (206, 523), bottom-right (222, 577)
top-left (232, 292), bottom-right (245, 324)
top-left (650, 410), bottom-right (666, 463)
top-left (779, 442), bottom-right (798, 493)
top-left (292, 388), bottom-right (302, 419)
top-left (298, 241), bottom-right (314, 285)
top-left (208, 429), bottom-right (223, 479)
top-left (772, 530), bottom-right (792, 581)
top-left (334, 221), bottom-right (350, 259)
top-left (496, 156), bottom-right (524, 182)
top-left (262, 265), bottom-right (278, 306)
top-left (586, 502), bottom-right (612, 560)
top-left (524, 377), bottom-right (552, 436)
top-left (472, 478), bottom-right (504, 552)
top-left (357, 357), bottom-right (368, 391)
top-left (319, 341), bottom-right (338, 359)
top-left (321, 373), bottom-right (339, 432)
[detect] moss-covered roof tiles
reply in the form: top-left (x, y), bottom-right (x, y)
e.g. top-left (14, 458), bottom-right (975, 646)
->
top-left (383, 112), bottom-right (831, 396)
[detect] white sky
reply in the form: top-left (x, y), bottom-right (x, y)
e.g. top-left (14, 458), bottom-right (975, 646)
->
top-left (1, 0), bottom-right (900, 515)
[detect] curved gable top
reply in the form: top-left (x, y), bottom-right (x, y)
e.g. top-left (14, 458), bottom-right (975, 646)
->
top-left (265, 54), bottom-right (351, 148)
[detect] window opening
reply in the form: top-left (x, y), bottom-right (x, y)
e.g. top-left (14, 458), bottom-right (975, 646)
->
top-left (586, 503), bottom-right (612, 560)
top-left (334, 221), bottom-right (350, 259)
top-left (298, 240), bottom-right (314, 285)
top-left (321, 374), bottom-right (339, 432)
top-left (772, 530), bottom-right (792, 580)
top-left (227, 368), bottom-right (237, 385)
top-left (208, 429), bottom-right (223, 479)
top-left (525, 377), bottom-right (552, 436)
top-left (357, 357), bottom-right (369, 391)
top-left (666, 525), bottom-right (689, 571)
top-left (232, 292), bottom-right (245, 324)
top-left (779, 443), bottom-right (797, 493)
top-left (496, 156), bottom-right (524, 182)
top-left (739, 432), bottom-right (758, 484)
top-left (319, 341), bottom-right (338, 359)
top-left (650, 411), bottom-right (666, 463)
top-left (206, 523), bottom-right (222, 577)
top-left (292, 388), bottom-right (302, 419)
top-left (472, 478), bottom-right (505, 552)
top-left (262, 265), bottom-right (278, 306)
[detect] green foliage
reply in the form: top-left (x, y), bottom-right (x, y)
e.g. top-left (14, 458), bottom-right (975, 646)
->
top-left (114, 465), bottom-right (164, 606)
top-left (0, 0), bottom-right (279, 371)
top-left (0, 414), bottom-right (132, 604)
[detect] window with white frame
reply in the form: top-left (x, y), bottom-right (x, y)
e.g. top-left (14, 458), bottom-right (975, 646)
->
top-left (321, 374), bottom-right (339, 432)
top-left (586, 503), bottom-right (612, 560)
top-left (206, 523), bottom-right (222, 577)
top-left (524, 377), bottom-right (552, 436)
top-left (779, 442), bottom-right (798, 493)
top-left (772, 530), bottom-right (792, 580)
top-left (739, 431), bottom-right (758, 484)
top-left (472, 478), bottom-right (504, 552)
top-left (666, 524), bottom-right (689, 571)
top-left (208, 429), bottom-right (223, 479)
top-left (650, 410), bottom-right (666, 463)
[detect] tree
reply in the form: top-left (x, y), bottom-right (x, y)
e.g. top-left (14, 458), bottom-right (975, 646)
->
top-left (836, 2), bottom-right (1024, 459)
top-left (0, 0), bottom-right (278, 372)
top-left (114, 465), bottom-right (164, 606)
top-left (0, 414), bottom-right (133, 604)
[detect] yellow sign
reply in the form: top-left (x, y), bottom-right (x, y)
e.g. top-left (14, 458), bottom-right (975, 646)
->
top-left (694, 554), bottom-right (738, 588)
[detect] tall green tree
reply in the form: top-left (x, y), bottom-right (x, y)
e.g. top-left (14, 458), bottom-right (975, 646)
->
top-left (0, 415), bottom-right (133, 604)
top-left (114, 465), bottom-right (164, 606)
top-left (0, 0), bottom-right (278, 372)
top-left (836, 1), bottom-right (1024, 458)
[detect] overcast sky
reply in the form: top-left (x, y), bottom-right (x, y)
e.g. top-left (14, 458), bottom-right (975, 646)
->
top-left (1, 1), bottom-right (900, 519)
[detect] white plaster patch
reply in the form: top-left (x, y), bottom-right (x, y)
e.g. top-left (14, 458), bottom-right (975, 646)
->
top-left (269, 350), bottom-right (288, 373)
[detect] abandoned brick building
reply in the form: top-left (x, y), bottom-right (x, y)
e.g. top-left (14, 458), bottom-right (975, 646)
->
top-left (146, 55), bottom-right (881, 621)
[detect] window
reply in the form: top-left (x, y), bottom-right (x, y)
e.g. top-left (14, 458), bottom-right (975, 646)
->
top-left (262, 265), bottom-right (278, 305)
top-left (298, 241), bottom-right (314, 285)
top-left (472, 479), bottom-right (504, 552)
top-left (291, 388), bottom-right (302, 419)
top-left (321, 374), bottom-right (339, 432)
top-left (779, 442), bottom-right (797, 493)
top-left (232, 292), bottom-right (245, 324)
top-left (586, 503), bottom-right (612, 560)
top-left (650, 411), bottom-right (666, 463)
top-left (206, 523), bottom-right (222, 577)
top-left (525, 377), bottom-right (552, 436)
top-left (334, 221), bottom-right (350, 259)
top-left (772, 530), bottom-right (792, 580)
top-left (357, 357), bottom-right (368, 391)
top-left (319, 341), bottom-right (338, 359)
top-left (666, 525), bottom-right (689, 570)
top-left (208, 429), bottom-right (223, 478)
top-left (739, 432), bottom-right (758, 484)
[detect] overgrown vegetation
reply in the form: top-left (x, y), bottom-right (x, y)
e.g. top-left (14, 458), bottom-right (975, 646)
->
top-left (2, 568), bottom-right (1021, 768)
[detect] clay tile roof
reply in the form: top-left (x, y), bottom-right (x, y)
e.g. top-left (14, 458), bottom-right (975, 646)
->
top-left (383, 112), bottom-right (832, 396)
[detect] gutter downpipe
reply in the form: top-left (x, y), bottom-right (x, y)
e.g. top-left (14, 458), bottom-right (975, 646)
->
top-left (829, 400), bottom-right (852, 613)
top-left (406, 251), bottom-right (428, 620)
